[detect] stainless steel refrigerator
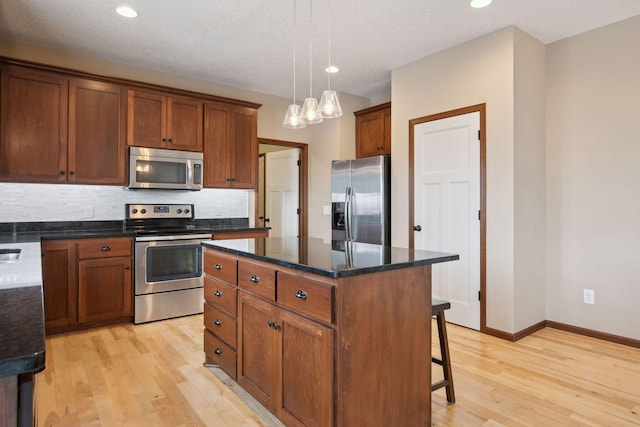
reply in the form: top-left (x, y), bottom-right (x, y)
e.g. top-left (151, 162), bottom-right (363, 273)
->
top-left (331, 155), bottom-right (391, 244)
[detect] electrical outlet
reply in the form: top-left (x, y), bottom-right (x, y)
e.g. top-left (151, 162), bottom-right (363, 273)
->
top-left (323, 205), bottom-right (331, 215)
top-left (216, 206), bottom-right (224, 217)
top-left (583, 289), bottom-right (595, 305)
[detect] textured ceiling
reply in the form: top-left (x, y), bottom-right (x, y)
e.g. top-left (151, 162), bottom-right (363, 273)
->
top-left (0, 0), bottom-right (639, 100)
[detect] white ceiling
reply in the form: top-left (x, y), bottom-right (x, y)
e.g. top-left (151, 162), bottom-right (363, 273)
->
top-left (1, 0), bottom-right (639, 101)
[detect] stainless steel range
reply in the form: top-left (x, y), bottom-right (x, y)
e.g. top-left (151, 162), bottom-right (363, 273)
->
top-left (126, 203), bottom-right (212, 324)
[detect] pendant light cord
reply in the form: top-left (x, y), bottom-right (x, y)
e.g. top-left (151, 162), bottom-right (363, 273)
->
top-left (292, 0), bottom-right (297, 104)
top-left (309, 0), bottom-right (313, 98)
top-left (327, 0), bottom-right (331, 90)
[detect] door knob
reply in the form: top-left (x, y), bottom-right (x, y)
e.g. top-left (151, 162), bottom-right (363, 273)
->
top-left (413, 225), bottom-right (422, 232)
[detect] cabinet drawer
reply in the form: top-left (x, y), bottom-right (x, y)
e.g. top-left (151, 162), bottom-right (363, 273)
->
top-left (204, 250), bottom-right (237, 284)
top-left (204, 302), bottom-right (237, 348)
top-left (204, 330), bottom-right (237, 379)
top-left (238, 261), bottom-right (276, 301)
top-left (277, 272), bottom-right (333, 324)
top-left (77, 237), bottom-right (131, 259)
top-left (204, 277), bottom-right (237, 316)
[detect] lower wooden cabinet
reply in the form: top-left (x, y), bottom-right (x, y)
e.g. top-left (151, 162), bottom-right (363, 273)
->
top-left (41, 236), bottom-right (133, 334)
top-left (238, 293), bottom-right (333, 427)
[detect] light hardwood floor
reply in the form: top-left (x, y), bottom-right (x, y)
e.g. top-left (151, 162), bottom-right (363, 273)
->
top-left (37, 315), bottom-right (640, 426)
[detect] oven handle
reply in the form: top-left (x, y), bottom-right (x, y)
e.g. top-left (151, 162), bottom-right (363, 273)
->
top-left (134, 233), bottom-right (212, 242)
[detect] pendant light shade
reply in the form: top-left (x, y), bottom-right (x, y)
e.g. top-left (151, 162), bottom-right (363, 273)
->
top-left (300, 97), bottom-right (323, 124)
top-left (283, 104), bottom-right (306, 129)
top-left (282, 0), bottom-right (306, 129)
top-left (319, 89), bottom-right (342, 118)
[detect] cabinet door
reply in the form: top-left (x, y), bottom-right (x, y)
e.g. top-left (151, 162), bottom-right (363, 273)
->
top-left (203, 103), bottom-right (230, 187)
top-left (382, 107), bottom-right (392, 155)
top-left (0, 65), bottom-right (68, 182)
top-left (167, 96), bottom-right (203, 152)
top-left (78, 256), bottom-right (132, 324)
top-left (276, 309), bottom-right (333, 427)
top-left (69, 79), bottom-right (127, 184)
top-left (41, 240), bottom-right (77, 332)
top-left (127, 90), bottom-right (166, 148)
top-left (237, 293), bottom-right (276, 410)
top-left (203, 103), bottom-right (257, 189)
top-left (356, 111), bottom-right (383, 158)
top-left (229, 106), bottom-right (257, 189)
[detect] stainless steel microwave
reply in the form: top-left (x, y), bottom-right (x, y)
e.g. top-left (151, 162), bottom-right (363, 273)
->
top-left (129, 147), bottom-right (203, 190)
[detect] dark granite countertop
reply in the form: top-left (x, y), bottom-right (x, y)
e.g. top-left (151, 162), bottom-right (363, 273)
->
top-left (0, 219), bottom-right (267, 244)
top-left (202, 237), bottom-right (459, 278)
top-left (0, 242), bottom-right (46, 378)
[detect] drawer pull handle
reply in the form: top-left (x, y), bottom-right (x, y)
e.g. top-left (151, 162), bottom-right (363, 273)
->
top-left (214, 348), bottom-right (222, 355)
top-left (214, 319), bottom-right (222, 326)
top-left (295, 290), bottom-right (307, 300)
top-left (214, 264), bottom-right (222, 270)
top-left (214, 290), bottom-right (222, 297)
top-left (249, 275), bottom-right (260, 283)
top-left (101, 246), bottom-right (111, 252)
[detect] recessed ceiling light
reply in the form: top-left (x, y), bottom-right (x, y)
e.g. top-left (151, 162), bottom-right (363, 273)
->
top-left (325, 65), bottom-right (339, 74)
top-left (470, 0), bottom-right (492, 8)
top-left (116, 6), bottom-right (138, 18)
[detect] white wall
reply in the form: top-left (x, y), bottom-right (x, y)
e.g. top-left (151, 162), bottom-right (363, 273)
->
top-left (545, 15), bottom-right (640, 340)
top-left (513, 29), bottom-right (547, 332)
top-left (392, 27), bottom-right (518, 333)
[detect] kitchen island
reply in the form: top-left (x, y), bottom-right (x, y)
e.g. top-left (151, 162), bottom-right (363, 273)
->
top-left (202, 237), bottom-right (458, 427)
top-left (0, 241), bottom-right (46, 427)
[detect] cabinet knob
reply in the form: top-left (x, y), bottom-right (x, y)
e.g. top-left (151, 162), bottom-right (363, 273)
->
top-left (168, 138), bottom-right (173, 143)
top-left (249, 275), bottom-right (260, 283)
top-left (295, 290), bottom-right (307, 300)
top-left (267, 320), bottom-right (274, 328)
top-left (162, 138), bottom-right (167, 142)
top-left (214, 290), bottom-right (222, 297)
top-left (69, 171), bottom-right (75, 176)
top-left (124, 265), bottom-right (130, 270)
top-left (214, 348), bottom-right (222, 355)
top-left (214, 319), bottom-right (222, 326)
top-left (214, 264), bottom-right (222, 270)
top-left (273, 323), bottom-right (281, 330)
top-left (413, 225), bottom-right (422, 232)
top-left (101, 246), bottom-right (111, 251)
top-left (59, 170), bottom-right (66, 175)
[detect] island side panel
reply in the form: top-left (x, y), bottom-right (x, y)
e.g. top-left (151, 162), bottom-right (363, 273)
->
top-left (335, 265), bottom-right (432, 427)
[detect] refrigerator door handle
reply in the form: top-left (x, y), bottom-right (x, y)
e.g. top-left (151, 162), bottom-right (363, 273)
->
top-left (345, 187), bottom-right (352, 241)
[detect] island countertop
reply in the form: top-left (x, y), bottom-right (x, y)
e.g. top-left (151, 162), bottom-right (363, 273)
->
top-left (202, 236), bottom-right (458, 278)
top-left (0, 242), bottom-right (46, 378)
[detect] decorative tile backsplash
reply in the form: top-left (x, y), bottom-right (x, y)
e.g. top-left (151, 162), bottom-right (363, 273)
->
top-left (0, 183), bottom-right (249, 222)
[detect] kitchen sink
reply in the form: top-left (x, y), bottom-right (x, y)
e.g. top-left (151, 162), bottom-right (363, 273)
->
top-left (0, 248), bottom-right (21, 263)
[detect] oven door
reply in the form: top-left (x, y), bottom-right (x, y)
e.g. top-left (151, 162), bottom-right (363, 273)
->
top-left (135, 238), bottom-right (204, 295)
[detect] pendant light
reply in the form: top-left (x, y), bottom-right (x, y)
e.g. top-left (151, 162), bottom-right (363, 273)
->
top-left (283, 0), bottom-right (306, 129)
top-left (299, 0), bottom-right (323, 124)
top-left (318, 0), bottom-right (342, 119)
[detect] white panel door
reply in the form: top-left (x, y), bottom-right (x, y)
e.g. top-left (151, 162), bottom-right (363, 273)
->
top-left (265, 148), bottom-right (300, 238)
top-left (413, 112), bottom-right (480, 330)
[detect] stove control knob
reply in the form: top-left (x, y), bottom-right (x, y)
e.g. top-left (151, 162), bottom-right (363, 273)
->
top-left (131, 209), bottom-right (138, 214)
top-left (141, 209), bottom-right (147, 214)
top-left (177, 209), bottom-right (183, 214)
top-left (185, 209), bottom-right (190, 214)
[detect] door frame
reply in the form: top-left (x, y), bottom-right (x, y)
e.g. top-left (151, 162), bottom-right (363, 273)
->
top-left (408, 104), bottom-right (487, 332)
top-left (258, 138), bottom-right (308, 237)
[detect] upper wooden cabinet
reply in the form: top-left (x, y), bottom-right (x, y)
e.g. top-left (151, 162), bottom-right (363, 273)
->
top-left (0, 65), bottom-right (68, 182)
top-left (0, 65), bottom-right (127, 184)
top-left (127, 90), bottom-right (203, 152)
top-left (203, 102), bottom-right (257, 189)
top-left (69, 79), bottom-right (127, 184)
top-left (354, 102), bottom-right (391, 158)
